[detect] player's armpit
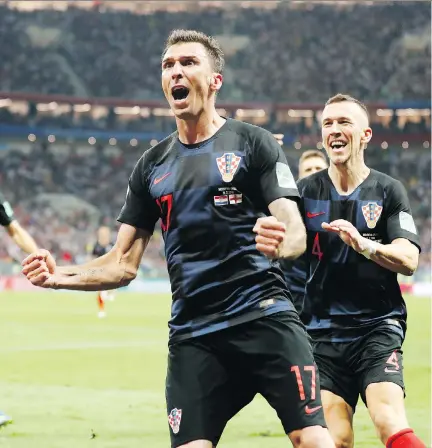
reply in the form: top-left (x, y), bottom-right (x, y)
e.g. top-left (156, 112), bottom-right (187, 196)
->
top-left (370, 237), bottom-right (419, 276)
top-left (56, 224), bottom-right (152, 290)
top-left (268, 197), bottom-right (306, 260)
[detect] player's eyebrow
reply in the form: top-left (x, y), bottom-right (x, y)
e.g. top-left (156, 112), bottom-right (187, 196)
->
top-left (322, 116), bottom-right (352, 124)
top-left (162, 55), bottom-right (199, 65)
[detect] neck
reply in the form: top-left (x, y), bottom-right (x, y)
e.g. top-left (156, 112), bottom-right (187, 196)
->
top-left (176, 107), bottom-right (225, 144)
top-left (328, 159), bottom-right (370, 195)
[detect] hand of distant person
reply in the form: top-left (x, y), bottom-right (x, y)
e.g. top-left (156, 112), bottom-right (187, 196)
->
top-left (322, 219), bottom-right (368, 253)
top-left (21, 249), bottom-right (58, 288)
top-left (253, 216), bottom-right (286, 258)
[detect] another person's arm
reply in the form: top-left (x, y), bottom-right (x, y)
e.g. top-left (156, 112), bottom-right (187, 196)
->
top-left (0, 194), bottom-right (38, 254)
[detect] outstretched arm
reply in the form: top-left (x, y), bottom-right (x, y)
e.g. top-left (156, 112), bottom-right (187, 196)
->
top-left (322, 220), bottom-right (419, 276)
top-left (22, 224), bottom-right (151, 290)
top-left (6, 220), bottom-right (39, 254)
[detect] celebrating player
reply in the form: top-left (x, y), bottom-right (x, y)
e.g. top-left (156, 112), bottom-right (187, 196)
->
top-left (281, 150), bottom-right (328, 315)
top-left (295, 94), bottom-right (425, 447)
top-left (0, 192), bottom-right (38, 427)
top-left (22, 30), bottom-right (335, 448)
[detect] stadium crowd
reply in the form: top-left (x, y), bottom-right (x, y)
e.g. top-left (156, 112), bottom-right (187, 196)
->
top-left (0, 2), bottom-right (429, 102)
top-left (0, 141), bottom-right (429, 280)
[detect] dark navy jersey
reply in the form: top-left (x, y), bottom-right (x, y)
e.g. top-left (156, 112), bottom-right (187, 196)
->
top-left (280, 255), bottom-right (307, 316)
top-left (92, 242), bottom-right (113, 258)
top-left (0, 192), bottom-right (15, 227)
top-left (118, 118), bottom-right (299, 343)
top-left (298, 168), bottom-right (421, 342)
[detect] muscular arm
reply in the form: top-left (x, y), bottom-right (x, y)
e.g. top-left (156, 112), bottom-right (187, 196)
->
top-left (368, 238), bottom-right (419, 276)
top-left (24, 224), bottom-right (151, 291)
top-left (268, 197), bottom-right (306, 260)
top-left (6, 221), bottom-right (38, 254)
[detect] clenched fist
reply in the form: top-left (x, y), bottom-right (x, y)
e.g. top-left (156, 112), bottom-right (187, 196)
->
top-left (253, 216), bottom-right (286, 258)
top-left (21, 249), bottom-right (57, 288)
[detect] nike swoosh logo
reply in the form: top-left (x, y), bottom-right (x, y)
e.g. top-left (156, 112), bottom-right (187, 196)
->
top-left (305, 405), bottom-right (322, 414)
top-left (154, 173), bottom-right (171, 185)
top-left (307, 211), bottom-right (326, 218)
top-left (384, 368), bottom-right (399, 373)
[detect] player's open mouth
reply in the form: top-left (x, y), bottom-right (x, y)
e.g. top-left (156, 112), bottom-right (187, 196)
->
top-left (330, 140), bottom-right (347, 151)
top-left (171, 86), bottom-right (190, 102)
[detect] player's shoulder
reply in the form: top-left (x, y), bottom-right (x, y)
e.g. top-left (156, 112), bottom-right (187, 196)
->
top-left (297, 169), bottom-right (329, 193)
top-left (139, 131), bottom-right (178, 165)
top-left (225, 118), bottom-right (275, 143)
top-left (368, 168), bottom-right (401, 188)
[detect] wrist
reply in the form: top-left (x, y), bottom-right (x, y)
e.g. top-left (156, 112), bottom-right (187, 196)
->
top-left (360, 238), bottom-right (378, 259)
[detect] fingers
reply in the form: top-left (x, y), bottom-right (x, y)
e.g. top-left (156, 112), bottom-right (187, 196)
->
top-left (26, 264), bottom-right (49, 280)
top-left (255, 234), bottom-right (281, 248)
top-left (321, 222), bottom-right (340, 232)
top-left (253, 216), bottom-right (286, 233)
top-left (22, 249), bottom-right (50, 266)
top-left (22, 259), bottom-right (47, 276)
top-left (254, 227), bottom-right (285, 243)
top-left (256, 243), bottom-right (279, 259)
top-left (28, 271), bottom-right (51, 287)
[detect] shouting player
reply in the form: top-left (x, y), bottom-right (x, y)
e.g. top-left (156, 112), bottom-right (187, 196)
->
top-left (22, 30), bottom-right (334, 448)
top-left (295, 94), bottom-right (424, 447)
top-left (91, 225), bottom-right (115, 318)
top-left (281, 150), bottom-right (328, 315)
top-left (0, 192), bottom-right (38, 427)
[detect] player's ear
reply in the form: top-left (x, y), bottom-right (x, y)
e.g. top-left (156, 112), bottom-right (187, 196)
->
top-left (209, 73), bottom-right (223, 93)
top-left (361, 127), bottom-right (372, 145)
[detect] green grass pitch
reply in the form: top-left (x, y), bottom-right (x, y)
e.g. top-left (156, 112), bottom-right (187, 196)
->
top-left (0, 291), bottom-right (430, 447)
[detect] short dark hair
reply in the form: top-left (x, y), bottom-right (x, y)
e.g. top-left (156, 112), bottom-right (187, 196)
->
top-left (325, 93), bottom-right (370, 122)
top-left (162, 29), bottom-right (225, 74)
top-left (299, 149), bottom-right (327, 165)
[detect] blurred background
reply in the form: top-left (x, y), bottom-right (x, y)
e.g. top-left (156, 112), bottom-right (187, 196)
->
top-left (0, 2), bottom-right (430, 447)
top-left (0, 0), bottom-right (429, 289)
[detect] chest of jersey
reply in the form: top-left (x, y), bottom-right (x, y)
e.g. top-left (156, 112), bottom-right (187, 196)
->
top-left (147, 140), bottom-right (261, 234)
top-left (303, 187), bottom-right (387, 264)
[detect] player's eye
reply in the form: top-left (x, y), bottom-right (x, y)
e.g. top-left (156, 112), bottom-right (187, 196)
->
top-left (163, 62), bottom-right (173, 69)
top-left (183, 59), bottom-right (195, 66)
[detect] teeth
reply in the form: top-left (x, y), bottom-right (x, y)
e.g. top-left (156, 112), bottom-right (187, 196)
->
top-left (331, 141), bottom-right (346, 148)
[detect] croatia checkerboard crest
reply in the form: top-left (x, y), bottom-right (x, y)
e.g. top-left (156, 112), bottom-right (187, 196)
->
top-left (168, 408), bottom-right (182, 434)
top-left (216, 153), bottom-right (241, 182)
top-left (362, 202), bottom-right (383, 229)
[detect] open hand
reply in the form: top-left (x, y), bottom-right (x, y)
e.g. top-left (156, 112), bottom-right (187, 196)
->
top-left (322, 219), bottom-right (367, 253)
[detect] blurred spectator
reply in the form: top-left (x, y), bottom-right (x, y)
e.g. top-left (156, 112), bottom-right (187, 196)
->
top-left (0, 2), bottom-right (429, 102)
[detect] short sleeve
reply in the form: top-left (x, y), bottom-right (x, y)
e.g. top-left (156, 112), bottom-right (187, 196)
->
top-left (117, 157), bottom-right (160, 234)
top-left (251, 129), bottom-right (299, 205)
top-left (385, 179), bottom-right (421, 251)
top-left (0, 193), bottom-right (15, 226)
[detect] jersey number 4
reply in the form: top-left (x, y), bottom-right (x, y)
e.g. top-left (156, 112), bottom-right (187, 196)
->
top-left (312, 232), bottom-right (323, 261)
top-left (156, 194), bottom-right (173, 231)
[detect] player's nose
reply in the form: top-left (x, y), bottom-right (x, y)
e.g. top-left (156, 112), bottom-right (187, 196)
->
top-left (171, 62), bottom-right (184, 79)
top-left (329, 121), bottom-right (341, 134)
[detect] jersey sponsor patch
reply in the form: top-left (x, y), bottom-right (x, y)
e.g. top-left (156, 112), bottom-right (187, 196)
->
top-left (2, 201), bottom-right (14, 219)
top-left (168, 408), bottom-right (182, 434)
top-left (276, 162), bottom-right (296, 189)
top-left (216, 153), bottom-right (241, 182)
top-left (361, 202), bottom-right (383, 229)
top-left (399, 211), bottom-right (417, 234)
